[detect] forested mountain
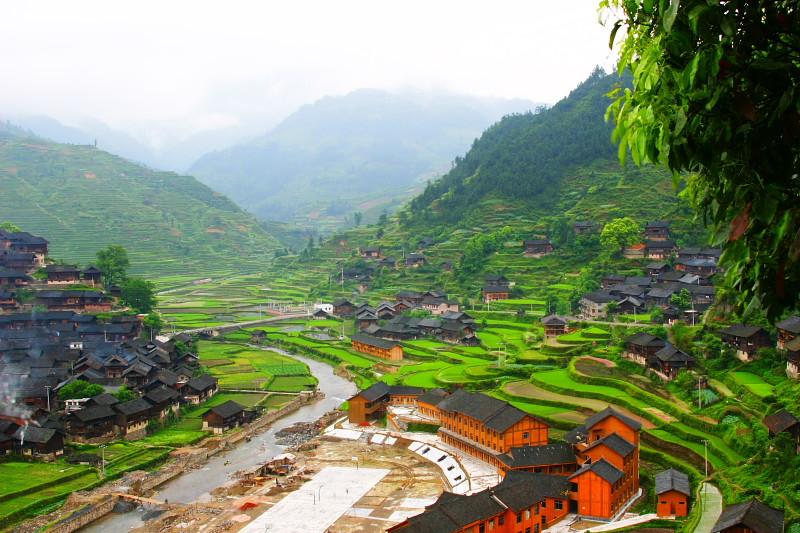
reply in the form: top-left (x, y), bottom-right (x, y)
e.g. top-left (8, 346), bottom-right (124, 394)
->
top-left (408, 68), bottom-right (625, 225)
top-left (0, 131), bottom-right (280, 277)
top-left (189, 89), bottom-right (539, 226)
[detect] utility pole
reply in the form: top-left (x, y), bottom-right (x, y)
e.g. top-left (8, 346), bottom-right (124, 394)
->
top-left (698, 375), bottom-right (703, 409)
top-left (702, 440), bottom-right (709, 479)
top-left (45, 385), bottom-right (51, 412)
top-left (101, 445), bottom-right (106, 478)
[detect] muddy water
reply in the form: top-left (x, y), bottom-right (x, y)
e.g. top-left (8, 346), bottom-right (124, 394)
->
top-left (80, 350), bottom-right (356, 532)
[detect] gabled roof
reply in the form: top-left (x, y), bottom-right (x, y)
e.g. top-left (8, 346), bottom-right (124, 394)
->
top-left (332, 298), bottom-right (352, 307)
top-left (654, 344), bottom-right (694, 364)
top-left (72, 405), bottom-right (116, 423)
top-left (144, 387), bottom-right (180, 405)
top-left (417, 388), bottom-right (449, 406)
top-left (655, 468), bottom-right (691, 496)
top-left (114, 398), bottom-right (152, 416)
top-left (208, 400), bottom-right (245, 419)
top-left (351, 333), bottom-right (399, 350)
top-left (186, 374), bottom-right (218, 392)
top-left (354, 381), bottom-right (391, 402)
top-left (581, 291), bottom-right (617, 304)
top-left (437, 389), bottom-right (539, 433)
top-left (583, 407), bottom-right (643, 432)
top-left (12, 426), bottom-right (59, 444)
top-left (762, 410), bottom-right (800, 435)
top-left (541, 314), bottom-right (568, 326)
top-left (646, 221), bottom-right (669, 228)
top-left (44, 264), bottom-right (80, 273)
top-left (711, 499), bottom-right (784, 533)
top-left (625, 332), bottom-right (666, 349)
top-left (583, 433), bottom-right (636, 458)
top-left (89, 392), bottom-right (120, 407)
top-left (776, 316), bottom-right (800, 334)
top-left (497, 442), bottom-right (576, 468)
top-left (569, 458), bottom-right (624, 484)
top-left (720, 324), bottom-right (766, 338)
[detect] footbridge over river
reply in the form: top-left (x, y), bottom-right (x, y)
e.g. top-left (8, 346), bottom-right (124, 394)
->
top-left (166, 312), bottom-right (311, 339)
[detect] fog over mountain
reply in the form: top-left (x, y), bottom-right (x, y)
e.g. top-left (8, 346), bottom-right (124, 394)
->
top-left (189, 89), bottom-right (542, 223)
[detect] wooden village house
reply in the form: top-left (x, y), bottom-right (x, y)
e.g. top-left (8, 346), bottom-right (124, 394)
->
top-left (351, 333), bottom-right (404, 361)
top-left (720, 325), bottom-right (771, 362)
top-left (655, 469), bottom-right (691, 517)
top-left (202, 400), bottom-right (246, 434)
top-left (711, 500), bottom-right (784, 533)
top-left (524, 239), bottom-right (554, 258)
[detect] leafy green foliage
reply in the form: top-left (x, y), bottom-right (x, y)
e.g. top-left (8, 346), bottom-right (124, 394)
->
top-left (670, 288), bottom-right (693, 310)
top-left (143, 312), bottom-right (164, 335)
top-left (0, 221), bottom-right (22, 232)
top-left (456, 226), bottom-right (514, 278)
top-left (120, 278), bottom-right (157, 313)
top-left (603, 0), bottom-right (800, 319)
top-left (114, 386), bottom-right (136, 402)
top-left (58, 381), bottom-right (103, 400)
top-left (600, 217), bottom-right (640, 253)
top-left (96, 244), bottom-right (129, 286)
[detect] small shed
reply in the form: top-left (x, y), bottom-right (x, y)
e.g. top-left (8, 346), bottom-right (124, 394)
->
top-left (655, 468), bottom-right (691, 517)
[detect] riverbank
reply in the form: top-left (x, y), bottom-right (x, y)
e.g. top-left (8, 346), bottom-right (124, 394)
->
top-left (10, 390), bottom-right (321, 533)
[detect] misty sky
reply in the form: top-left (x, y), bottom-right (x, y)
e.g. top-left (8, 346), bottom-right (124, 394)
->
top-left (1, 0), bottom-right (615, 147)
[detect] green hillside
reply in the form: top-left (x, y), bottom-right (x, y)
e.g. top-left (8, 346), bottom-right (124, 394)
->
top-left (0, 135), bottom-right (280, 278)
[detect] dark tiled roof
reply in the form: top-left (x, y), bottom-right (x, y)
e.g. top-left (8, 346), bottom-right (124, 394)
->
top-left (580, 407), bottom-right (643, 434)
top-left (497, 442), bottom-right (576, 468)
top-left (720, 324), bottom-right (765, 338)
top-left (646, 221), bottom-right (669, 228)
top-left (584, 433), bottom-right (636, 458)
top-left (625, 332), bottom-right (666, 348)
top-left (437, 389), bottom-right (536, 433)
top-left (762, 410), bottom-right (799, 435)
top-left (388, 385), bottom-right (425, 396)
top-left (72, 405), bottom-right (116, 422)
top-left (569, 458), bottom-right (624, 484)
top-left (45, 264), bottom-right (80, 273)
top-left (144, 387), bottom-right (180, 405)
top-left (711, 500), bottom-right (784, 533)
top-left (776, 316), bottom-right (800, 334)
top-left (187, 375), bottom-right (217, 392)
top-left (492, 471), bottom-right (571, 511)
top-left (209, 400), bottom-right (245, 419)
top-left (417, 388), bottom-right (449, 406)
top-left (654, 344), bottom-right (694, 364)
top-left (355, 381), bottom-right (390, 402)
top-left (351, 333), bottom-right (399, 350)
top-left (541, 314), bottom-right (568, 326)
top-left (114, 398), bottom-right (152, 416)
top-left (13, 426), bottom-right (58, 444)
top-left (582, 291), bottom-right (617, 304)
top-left (655, 468), bottom-right (691, 496)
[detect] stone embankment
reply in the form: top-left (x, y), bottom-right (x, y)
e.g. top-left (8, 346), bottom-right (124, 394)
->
top-left (12, 391), bottom-right (323, 533)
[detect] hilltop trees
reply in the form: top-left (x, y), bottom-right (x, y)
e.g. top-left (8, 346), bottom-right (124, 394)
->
top-left (120, 278), bottom-right (157, 314)
top-left (0, 221), bottom-right (22, 232)
top-left (602, 0), bottom-right (800, 318)
top-left (600, 217), bottom-right (640, 254)
top-left (96, 245), bottom-right (130, 287)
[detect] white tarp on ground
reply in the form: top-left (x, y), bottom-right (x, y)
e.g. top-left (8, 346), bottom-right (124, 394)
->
top-left (239, 466), bottom-right (390, 533)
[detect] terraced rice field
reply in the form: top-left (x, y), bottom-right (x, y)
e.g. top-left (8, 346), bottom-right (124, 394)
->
top-left (731, 372), bottom-right (775, 398)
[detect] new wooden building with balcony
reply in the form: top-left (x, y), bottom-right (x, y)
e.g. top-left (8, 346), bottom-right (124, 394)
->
top-left (351, 333), bottom-right (404, 361)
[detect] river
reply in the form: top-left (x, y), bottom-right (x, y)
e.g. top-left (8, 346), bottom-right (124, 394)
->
top-left (80, 350), bottom-right (356, 532)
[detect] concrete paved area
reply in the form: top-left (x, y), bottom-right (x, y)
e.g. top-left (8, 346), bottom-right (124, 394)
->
top-left (240, 467), bottom-right (390, 533)
top-left (695, 483), bottom-right (722, 533)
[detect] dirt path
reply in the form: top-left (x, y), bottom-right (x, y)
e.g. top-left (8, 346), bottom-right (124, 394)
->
top-left (503, 381), bottom-right (656, 429)
top-left (578, 355), bottom-right (616, 367)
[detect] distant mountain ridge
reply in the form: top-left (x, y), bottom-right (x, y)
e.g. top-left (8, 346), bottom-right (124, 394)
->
top-left (0, 130), bottom-right (280, 278)
top-left (189, 89), bottom-right (541, 224)
top-left (407, 68), bottom-right (625, 225)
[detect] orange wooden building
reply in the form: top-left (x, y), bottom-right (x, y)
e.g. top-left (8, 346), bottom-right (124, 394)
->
top-left (566, 408), bottom-right (643, 520)
top-left (436, 389), bottom-right (549, 464)
top-left (350, 333), bottom-right (404, 361)
top-left (655, 468), bottom-right (691, 517)
top-left (347, 382), bottom-right (425, 425)
top-left (388, 470), bottom-right (571, 533)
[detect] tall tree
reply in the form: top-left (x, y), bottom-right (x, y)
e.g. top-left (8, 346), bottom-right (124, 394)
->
top-left (602, 0), bottom-right (800, 318)
top-left (120, 278), bottom-right (157, 313)
top-left (96, 245), bottom-right (130, 286)
top-left (0, 221), bottom-right (22, 232)
top-left (353, 212), bottom-right (363, 227)
top-left (600, 217), bottom-right (640, 254)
